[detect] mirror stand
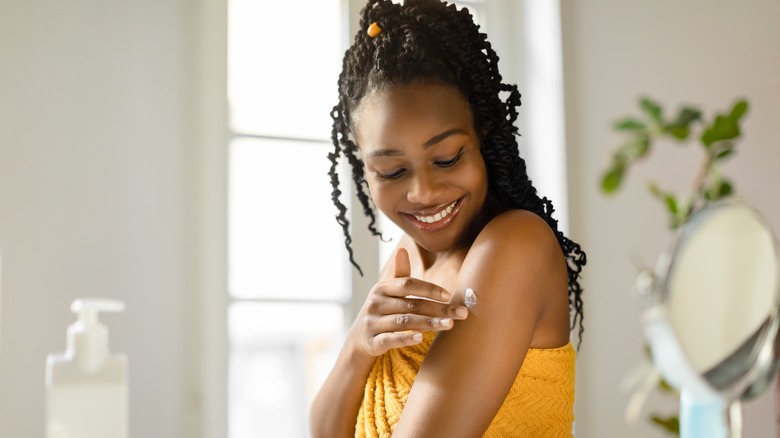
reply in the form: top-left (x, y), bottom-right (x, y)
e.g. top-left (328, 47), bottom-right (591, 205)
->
top-left (680, 390), bottom-right (729, 438)
top-left (680, 390), bottom-right (748, 438)
top-left (637, 200), bottom-right (780, 438)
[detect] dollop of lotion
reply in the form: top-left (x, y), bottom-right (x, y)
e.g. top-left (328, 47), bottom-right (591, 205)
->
top-left (464, 288), bottom-right (478, 311)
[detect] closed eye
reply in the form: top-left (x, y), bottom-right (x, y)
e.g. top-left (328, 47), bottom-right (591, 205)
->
top-left (376, 168), bottom-right (406, 180)
top-left (434, 147), bottom-right (464, 168)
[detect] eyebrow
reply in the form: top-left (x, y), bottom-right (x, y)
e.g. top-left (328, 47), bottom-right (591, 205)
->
top-left (364, 128), bottom-right (469, 160)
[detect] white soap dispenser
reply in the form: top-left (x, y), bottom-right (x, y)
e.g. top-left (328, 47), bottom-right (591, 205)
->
top-left (45, 298), bottom-right (128, 438)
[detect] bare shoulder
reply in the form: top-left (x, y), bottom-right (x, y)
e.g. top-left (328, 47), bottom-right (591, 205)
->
top-left (475, 209), bottom-right (559, 251)
top-left (456, 208), bottom-right (570, 345)
top-left (460, 209), bottom-right (565, 292)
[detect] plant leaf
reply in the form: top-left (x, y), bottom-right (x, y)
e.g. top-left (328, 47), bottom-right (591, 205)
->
top-left (640, 97), bottom-right (664, 124)
top-left (716, 178), bottom-right (734, 199)
top-left (648, 181), bottom-right (662, 198)
top-left (665, 195), bottom-right (678, 215)
top-left (622, 135), bottom-right (651, 159)
top-left (704, 176), bottom-right (734, 201)
top-left (666, 126), bottom-right (689, 141)
top-left (601, 164), bottom-right (625, 193)
top-left (731, 99), bottom-right (749, 119)
top-left (713, 141), bottom-right (736, 160)
top-left (614, 118), bottom-right (647, 131)
top-left (676, 107), bottom-right (703, 125)
top-left (651, 414), bottom-right (680, 435)
top-left (700, 100), bottom-right (749, 148)
top-left (647, 182), bottom-right (680, 228)
top-left (664, 107), bottom-right (702, 140)
top-left (716, 148), bottom-right (735, 160)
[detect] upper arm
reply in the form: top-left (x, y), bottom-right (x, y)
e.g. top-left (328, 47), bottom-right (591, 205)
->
top-left (392, 210), bottom-right (568, 437)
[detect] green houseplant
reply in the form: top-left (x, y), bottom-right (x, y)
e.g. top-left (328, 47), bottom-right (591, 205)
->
top-left (600, 96), bottom-right (750, 434)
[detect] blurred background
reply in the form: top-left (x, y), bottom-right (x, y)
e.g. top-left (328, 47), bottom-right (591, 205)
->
top-left (0, 0), bottom-right (778, 437)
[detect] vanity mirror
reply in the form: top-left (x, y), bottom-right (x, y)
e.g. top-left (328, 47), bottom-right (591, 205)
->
top-left (636, 200), bottom-right (780, 437)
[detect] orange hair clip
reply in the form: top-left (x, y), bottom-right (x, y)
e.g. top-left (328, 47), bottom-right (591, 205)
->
top-left (367, 22), bottom-right (382, 38)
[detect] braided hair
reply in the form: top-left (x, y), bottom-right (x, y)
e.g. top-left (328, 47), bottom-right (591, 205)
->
top-left (327, 0), bottom-right (587, 342)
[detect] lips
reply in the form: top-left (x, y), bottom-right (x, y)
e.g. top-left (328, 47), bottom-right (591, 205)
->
top-left (403, 198), bottom-right (463, 231)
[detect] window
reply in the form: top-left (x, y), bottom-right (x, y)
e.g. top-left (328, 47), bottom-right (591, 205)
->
top-left (227, 1), bottom-right (347, 437)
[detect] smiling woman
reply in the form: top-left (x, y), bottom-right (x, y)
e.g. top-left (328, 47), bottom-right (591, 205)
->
top-left (355, 84), bottom-right (489, 254)
top-left (310, 0), bottom-right (586, 437)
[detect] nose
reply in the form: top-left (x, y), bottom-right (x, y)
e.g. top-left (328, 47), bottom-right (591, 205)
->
top-left (407, 169), bottom-right (445, 205)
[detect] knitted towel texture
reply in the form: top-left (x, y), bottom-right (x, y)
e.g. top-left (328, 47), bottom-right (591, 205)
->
top-left (355, 331), bottom-right (575, 437)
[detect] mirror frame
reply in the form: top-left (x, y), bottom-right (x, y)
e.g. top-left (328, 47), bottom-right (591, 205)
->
top-left (640, 200), bottom-right (780, 403)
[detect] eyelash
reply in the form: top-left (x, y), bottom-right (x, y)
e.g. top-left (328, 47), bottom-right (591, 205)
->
top-left (434, 147), bottom-right (464, 168)
top-left (377, 169), bottom-right (406, 180)
top-left (375, 147), bottom-right (464, 181)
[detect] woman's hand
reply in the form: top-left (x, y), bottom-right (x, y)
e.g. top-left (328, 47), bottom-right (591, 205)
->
top-left (350, 247), bottom-right (470, 357)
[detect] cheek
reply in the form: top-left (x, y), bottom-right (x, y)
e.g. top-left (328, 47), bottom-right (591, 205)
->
top-left (364, 175), bottom-right (382, 198)
top-left (460, 163), bottom-right (489, 196)
top-left (364, 179), bottom-right (395, 214)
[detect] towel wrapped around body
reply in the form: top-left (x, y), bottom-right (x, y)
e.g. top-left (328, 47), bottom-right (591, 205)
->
top-left (355, 330), bottom-right (576, 437)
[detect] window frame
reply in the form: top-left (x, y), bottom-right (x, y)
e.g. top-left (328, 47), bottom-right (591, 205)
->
top-left (224, 1), bottom-right (355, 436)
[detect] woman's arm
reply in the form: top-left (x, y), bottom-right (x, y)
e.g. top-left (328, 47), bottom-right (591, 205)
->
top-left (309, 329), bottom-right (378, 438)
top-left (310, 244), bottom-right (471, 437)
top-left (392, 210), bottom-right (570, 437)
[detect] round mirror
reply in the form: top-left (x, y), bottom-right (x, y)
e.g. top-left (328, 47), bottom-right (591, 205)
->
top-left (640, 200), bottom-right (780, 436)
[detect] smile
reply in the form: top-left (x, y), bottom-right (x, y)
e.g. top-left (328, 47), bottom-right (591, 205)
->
top-left (413, 200), bottom-right (458, 224)
top-left (404, 198), bottom-right (463, 231)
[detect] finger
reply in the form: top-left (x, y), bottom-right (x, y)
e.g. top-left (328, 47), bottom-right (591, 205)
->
top-left (385, 248), bottom-right (451, 301)
top-left (375, 313), bottom-right (455, 333)
top-left (393, 247), bottom-right (411, 278)
top-left (381, 277), bottom-right (451, 302)
top-left (372, 331), bottom-right (424, 354)
top-left (378, 297), bottom-right (469, 320)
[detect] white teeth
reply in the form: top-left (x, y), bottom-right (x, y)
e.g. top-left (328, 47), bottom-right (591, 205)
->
top-left (414, 200), bottom-right (458, 224)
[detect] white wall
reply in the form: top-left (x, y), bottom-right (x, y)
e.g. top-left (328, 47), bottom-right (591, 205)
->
top-left (561, 1), bottom-right (780, 437)
top-left (0, 1), bottom-right (226, 437)
top-left (4, 1), bottom-right (778, 437)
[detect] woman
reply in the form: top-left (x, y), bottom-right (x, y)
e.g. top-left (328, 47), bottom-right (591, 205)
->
top-left (311, 1), bottom-right (586, 436)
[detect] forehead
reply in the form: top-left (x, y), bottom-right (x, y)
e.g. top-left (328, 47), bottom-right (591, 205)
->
top-left (352, 84), bottom-right (474, 150)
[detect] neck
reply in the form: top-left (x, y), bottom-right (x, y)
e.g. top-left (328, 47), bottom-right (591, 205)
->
top-left (414, 195), bottom-right (507, 271)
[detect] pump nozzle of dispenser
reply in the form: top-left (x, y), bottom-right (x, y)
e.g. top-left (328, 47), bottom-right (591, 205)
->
top-left (66, 298), bottom-right (125, 373)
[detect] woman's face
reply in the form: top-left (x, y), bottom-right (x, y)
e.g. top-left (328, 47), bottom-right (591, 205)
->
top-left (352, 83), bottom-right (489, 254)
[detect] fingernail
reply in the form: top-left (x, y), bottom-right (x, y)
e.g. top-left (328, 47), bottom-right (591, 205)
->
top-left (455, 307), bottom-right (468, 318)
top-left (441, 318), bottom-right (453, 327)
top-left (412, 333), bottom-right (423, 342)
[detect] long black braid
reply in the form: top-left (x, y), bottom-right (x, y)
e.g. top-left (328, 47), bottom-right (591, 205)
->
top-left (327, 0), bottom-right (587, 344)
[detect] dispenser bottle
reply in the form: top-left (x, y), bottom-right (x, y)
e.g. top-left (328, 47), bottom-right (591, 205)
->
top-left (45, 298), bottom-right (128, 438)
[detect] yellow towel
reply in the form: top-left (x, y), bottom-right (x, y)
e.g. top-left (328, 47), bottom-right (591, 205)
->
top-left (355, 331), bottom-right (575, 437)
